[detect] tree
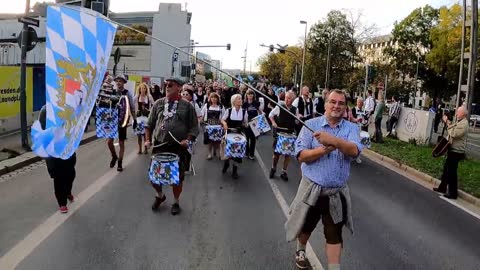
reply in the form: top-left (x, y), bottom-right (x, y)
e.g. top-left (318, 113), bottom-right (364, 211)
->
top-left (257, 46), bottom-right (303, 86)
top-left (205, 72), bottom-right (214, 80)
top-left (384, 5), bottom-right (440, 98)
top-left (305, 10), bottom-right (356, 91)
top-left (425, 4), bottom-right (463, 99)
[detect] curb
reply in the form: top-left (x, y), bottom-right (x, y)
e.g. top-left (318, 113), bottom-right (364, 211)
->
top-left (0, 133), bottom-right (98, 177)
top-left (362, 149), bottom-right (480, 208)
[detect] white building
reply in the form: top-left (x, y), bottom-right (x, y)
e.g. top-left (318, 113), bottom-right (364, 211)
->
top-left (107, 3), bottom-right (192, 81)
top-left (210, 59), bottom-right (221, 80)
top-left (0, 3), bottom-right (192, 81)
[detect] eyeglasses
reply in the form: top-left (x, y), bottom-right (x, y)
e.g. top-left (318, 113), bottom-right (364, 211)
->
top-left (328, 100), bottom-right (346, 107)
top-left (181, 92), bottom-right (190, 97)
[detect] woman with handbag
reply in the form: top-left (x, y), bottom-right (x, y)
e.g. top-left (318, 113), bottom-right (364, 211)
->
top-left (134, 83), bottom-right (155, 154)
top-left (201, 92), bottom-right (225, 160)
top-left (433, 106), bottom-right (469, 199)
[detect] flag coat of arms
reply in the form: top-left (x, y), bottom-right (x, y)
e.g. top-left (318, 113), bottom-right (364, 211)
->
top-left (31, 5), bottom-right (117, 159)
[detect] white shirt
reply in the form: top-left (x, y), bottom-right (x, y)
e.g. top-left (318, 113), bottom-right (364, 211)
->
top-left (292, 96), bottom-right (312, 117)
top-left (190, 101), bottom-right (202, 117)
top-left (222, 107), bottom-right (248, 125)
top-left (269, 105), bottom-right (299, 119)
top-left (364, 96), bottom-right (375, 113)
top-left (201, 104), bottom-right (225, 122)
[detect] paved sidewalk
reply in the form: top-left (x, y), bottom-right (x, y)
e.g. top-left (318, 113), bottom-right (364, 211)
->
top-left (0, 125), bottom-right (98, 176)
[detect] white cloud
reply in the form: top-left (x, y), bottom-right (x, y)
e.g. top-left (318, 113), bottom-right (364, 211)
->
top-left (6, 0), bottom-right (455, 71)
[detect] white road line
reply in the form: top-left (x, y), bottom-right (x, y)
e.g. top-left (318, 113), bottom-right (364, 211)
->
top-left (439, 196), bottom-right (480, 220)
top-left (0, 151), bottom-right (137, 270)
top-left (255, 150), bottom-right (325, 270)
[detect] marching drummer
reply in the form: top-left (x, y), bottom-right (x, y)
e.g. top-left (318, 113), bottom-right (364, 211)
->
top-left (108, 74), bottom-right (135, 172)
top-left (269, 91), bottom-right (300, 181)
top-left (134, 82), bottom-right (155, 154)
top-left (221, 94), bottom-right (248, 179)
top-left (243, 89), bottom-right (263, 160)
top-left (145, 77), bottom-right (199, 215)
top-left (201, 92), bottom-right (225, 160)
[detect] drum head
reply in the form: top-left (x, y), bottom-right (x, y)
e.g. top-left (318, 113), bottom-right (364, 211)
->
top-left (151, 152), bottom-right (179, 162)
top-left (360, 131), bottom-right (370, 138)
top-left (226, 133), bottom-right (246, 142)
top-left (278, 132), bottom-right (296, 138)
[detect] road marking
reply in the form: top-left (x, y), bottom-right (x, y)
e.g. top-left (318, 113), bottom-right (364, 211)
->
top-left (439, 196), bottom-right (480, 220)
top-left (255, 150), bottom-right (324, 270)
top-left (0, 151), bottom-right (137, 270)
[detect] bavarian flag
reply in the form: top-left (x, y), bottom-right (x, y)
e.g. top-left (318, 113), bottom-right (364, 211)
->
top-left (31, 5), bottom-right (117, 159)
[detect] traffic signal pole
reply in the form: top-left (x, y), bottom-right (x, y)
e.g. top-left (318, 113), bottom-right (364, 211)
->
top-left (20, 0), bottom-right (30, 150)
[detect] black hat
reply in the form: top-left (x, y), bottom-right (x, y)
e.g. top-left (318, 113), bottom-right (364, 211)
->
top-left (165, 77), bottom-right (184, 86)
top-left (115, 74), bottom-right (127, 83)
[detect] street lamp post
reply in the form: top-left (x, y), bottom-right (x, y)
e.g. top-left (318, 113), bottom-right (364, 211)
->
top-left (300, 20), bottom-right (307, 88)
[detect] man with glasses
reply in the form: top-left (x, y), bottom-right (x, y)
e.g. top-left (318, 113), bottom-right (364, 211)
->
top-left (145, 77), bottom-right (199, 215)
top-left (286, 90), bottom-right (363, 270)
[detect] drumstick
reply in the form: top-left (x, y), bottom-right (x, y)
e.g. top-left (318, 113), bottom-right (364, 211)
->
top-left (151, 141), bottom-right (168, 149)
top-left (275, 127), bottom-right (289, 131)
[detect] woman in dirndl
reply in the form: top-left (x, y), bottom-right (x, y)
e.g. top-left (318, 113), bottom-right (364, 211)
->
top-left (201, 92), bottom-right (225, 160)
top-left (134, 83), bottom-right (155, 154)
top-left (221, 94), bottom-right (248, 179)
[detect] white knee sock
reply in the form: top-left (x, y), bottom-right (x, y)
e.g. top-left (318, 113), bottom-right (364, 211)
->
top-left (328, 264), bottom-right (340, 270)
top-left (297, 240), bottom-right (306, 251)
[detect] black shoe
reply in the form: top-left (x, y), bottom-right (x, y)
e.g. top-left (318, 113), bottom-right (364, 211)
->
top-left (232, 166), bottom-right (238, 179)
top-left (171, 203), bottom-right (181, 215)
top-left (433, 187), bottom-right (446, 193)
top-left (295, 250), bottom-right (308, 269)
top-left (117, 159), bottom-right (123, 172)
top-left (443, 193), bottom-right (457, 199)
top-left (222, 162), bottom-right (229, 174)
top-left (109, 156), bottom-right (118, 168)
top-left (280, 171), bottom-right (288, 181)
top-left (151, 195), bottom-right (166, 211)
top-left (269, 168), bottom-right (275, 179)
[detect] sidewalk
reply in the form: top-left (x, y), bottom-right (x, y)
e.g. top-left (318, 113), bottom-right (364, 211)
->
top-left (0, 125), bottom-right (98, 176)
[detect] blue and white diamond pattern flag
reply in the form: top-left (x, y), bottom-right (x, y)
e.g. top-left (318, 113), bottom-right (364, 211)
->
top-left (31, 5), bottom-right (117, 159)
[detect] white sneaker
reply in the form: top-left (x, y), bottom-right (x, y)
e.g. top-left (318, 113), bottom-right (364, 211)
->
top-left (356, 157), bottom-right (362, 164)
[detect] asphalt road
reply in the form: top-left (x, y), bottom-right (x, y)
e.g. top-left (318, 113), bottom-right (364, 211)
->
top-left (1, 131), bottom-right (479, 270)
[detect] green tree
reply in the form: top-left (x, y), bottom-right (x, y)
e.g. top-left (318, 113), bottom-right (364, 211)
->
top-left (305, 10), bottom-right (356, 91)
top-left (384, 5), bottom-right (439, 98)
top-left (425, 4), bottom-right (463, 99)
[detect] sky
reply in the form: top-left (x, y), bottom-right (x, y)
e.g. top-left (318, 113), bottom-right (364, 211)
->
top-left (5, 0), bottom-right (457, 71)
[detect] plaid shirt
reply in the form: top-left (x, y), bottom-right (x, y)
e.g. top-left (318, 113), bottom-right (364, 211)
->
top-left (389, 101), bottom-right (401, 118)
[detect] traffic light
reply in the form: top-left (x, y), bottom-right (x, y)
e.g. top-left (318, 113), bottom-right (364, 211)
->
top-left (278, 48), bottom-right (286, 54)
top-left (269, 45), bottom-right (274, 52)
top-left (82, 0), bottom-right (109, 17)
top-left (226, 43), bottom-right (231, 50)
top-left (367, 65), bottom-right (376, 83)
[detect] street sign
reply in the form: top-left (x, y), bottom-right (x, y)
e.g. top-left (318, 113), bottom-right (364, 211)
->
top-left (17, 27), bottom-right (38, 52)
top-left (18, 16), bottom-right (40, 27)
top-left (173, 52), bottom-right (179, 62)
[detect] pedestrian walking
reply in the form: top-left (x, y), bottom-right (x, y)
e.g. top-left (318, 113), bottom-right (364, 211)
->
top-left (39, 105), bottom-right (77, 214)
top-left (243, 89), bottom-right (262, 160)
top-left (286, 89), bottom-right (363, 270)
top-left (269, 91), bottom-right (299, 181)
top-left (145, 77), bottom-right (199, 215)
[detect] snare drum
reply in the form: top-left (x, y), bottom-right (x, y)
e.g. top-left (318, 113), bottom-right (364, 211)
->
top-left (95, 107), bottom-right (119, 139)
top-left (225, 133), bottom-right (246, 158)
top-left (134, 116), bottom-right (148, 135)
top-left (360, 131), bottom-right (371, 148)
top-left (206, 125), bottom-right (224, 142)
top-left (248, 114), bottom-right (271, 137)
top-left (275, 132), bottom-right (297, 156)
top-left (148, 153), bottom-right (180, 186)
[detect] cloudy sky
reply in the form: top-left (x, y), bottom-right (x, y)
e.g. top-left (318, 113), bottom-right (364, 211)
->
top-left (5, 0), bottom-right (456, 70)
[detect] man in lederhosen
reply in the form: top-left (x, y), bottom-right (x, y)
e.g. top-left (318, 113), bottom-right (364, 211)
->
top-left (145, 77), bottom-right (199, 215)
top-left (293, 86), bottom-right (314, 135)
top-left (269, 91), bottom-right (299, 181)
